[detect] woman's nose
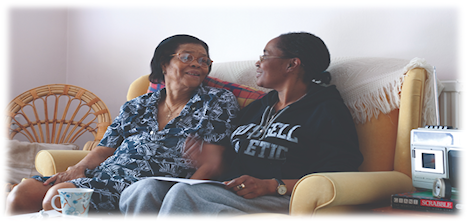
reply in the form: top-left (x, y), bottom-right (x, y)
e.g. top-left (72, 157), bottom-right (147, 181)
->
top-left (190, 60), bottom-right (201, 67)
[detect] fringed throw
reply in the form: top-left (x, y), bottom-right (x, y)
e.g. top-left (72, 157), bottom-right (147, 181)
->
top-left (329, 57), bottom-right (443, 125)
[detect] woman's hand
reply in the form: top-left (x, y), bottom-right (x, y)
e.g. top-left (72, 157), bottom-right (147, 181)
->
top-left (224, 175), bottom-right (276, 199)
top-left (42, 146), bottom-right (115, 186)
top-left (43, 165), bottom-right (87, 185)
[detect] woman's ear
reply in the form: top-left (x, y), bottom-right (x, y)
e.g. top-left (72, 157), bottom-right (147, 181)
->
top-left (161, 63), bottom-right (167, 74)
top-left (287, 58), bottom-right (301, 71)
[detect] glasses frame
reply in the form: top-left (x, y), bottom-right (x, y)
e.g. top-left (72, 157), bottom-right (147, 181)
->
top-left (171, 53), bottom-right (213, 67)
top-left (259, 55), bottom-right (291, 62)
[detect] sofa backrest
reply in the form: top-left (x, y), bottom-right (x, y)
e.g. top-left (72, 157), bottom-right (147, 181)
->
top-left (126, 60), bottom-right (267, 105)
top-left (144, 75), bottom-right (266, 109)
top-left (127, 58), bottom-right (434, 177)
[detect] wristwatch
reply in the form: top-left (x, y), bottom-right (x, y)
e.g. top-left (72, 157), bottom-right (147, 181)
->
top-left (274, 178), bottom-right (287, 195)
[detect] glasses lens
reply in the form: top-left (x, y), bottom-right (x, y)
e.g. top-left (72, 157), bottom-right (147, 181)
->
top-left (198, 57), bottom-right (211, 67)
top-left (178, 53), bottom-right (193, 63)
top-left (176, 53), bottom-right (210, 67)
top-left (259, 55), bottom-right (265, 62)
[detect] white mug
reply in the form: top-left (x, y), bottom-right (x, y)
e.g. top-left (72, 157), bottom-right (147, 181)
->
top-left (51, 188), bottom-right (94, 217)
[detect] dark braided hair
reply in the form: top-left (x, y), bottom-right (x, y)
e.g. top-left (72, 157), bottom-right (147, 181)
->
top-left (276, 32), bottom-right (331, 85)
top-left (149, 34), bottom-right (211, 84)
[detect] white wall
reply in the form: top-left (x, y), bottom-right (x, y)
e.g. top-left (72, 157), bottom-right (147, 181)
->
top-left (8, 8), bottom-right (68, 99)
top-left (7, 4), bottom-right (461, 146)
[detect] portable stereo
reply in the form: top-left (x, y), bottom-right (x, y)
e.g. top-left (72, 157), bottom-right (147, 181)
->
top-left (410, 127), bottom-right (463, 190)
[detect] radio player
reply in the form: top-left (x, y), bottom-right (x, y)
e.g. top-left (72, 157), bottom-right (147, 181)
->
top-left (410, 127), bottom-right (463, 192)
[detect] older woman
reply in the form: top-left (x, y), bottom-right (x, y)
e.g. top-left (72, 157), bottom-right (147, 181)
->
top-left (120, 32), bottom-right (363, 216)
top-left (6, 34), bottom-right (239, 215)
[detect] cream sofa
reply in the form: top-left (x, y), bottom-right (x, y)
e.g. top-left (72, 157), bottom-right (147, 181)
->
top-left (35, 57), bottom-right (439, 215)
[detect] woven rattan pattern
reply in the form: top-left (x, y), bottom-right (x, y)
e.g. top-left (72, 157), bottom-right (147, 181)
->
top-left (6, 84), bottom-right (111, 148)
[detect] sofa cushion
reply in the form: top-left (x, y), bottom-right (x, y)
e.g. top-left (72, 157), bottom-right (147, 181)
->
top-left (148, 76), bottom-right (266, 109)
top-left (6, 140), bottom-right (79, 184)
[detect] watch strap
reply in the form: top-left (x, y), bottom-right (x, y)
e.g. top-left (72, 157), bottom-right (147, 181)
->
top-left (274, 178), bottom-right (287, 195)
top-left (274, 178), bottom-right (285, 186)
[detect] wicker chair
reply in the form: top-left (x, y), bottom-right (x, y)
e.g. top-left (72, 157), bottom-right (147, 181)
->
top-left (6, 84), bottom-right (111, 151)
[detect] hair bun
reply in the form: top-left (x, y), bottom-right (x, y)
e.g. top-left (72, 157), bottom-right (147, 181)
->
top-left (312, 71), bottom-right (331, 85)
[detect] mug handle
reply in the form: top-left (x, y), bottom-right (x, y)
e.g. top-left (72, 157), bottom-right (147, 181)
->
top-left (51, 195), bottom-right (62, 211)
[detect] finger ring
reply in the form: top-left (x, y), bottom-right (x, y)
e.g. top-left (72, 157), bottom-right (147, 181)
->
top-left (236, 183), bottom-right (246, 190)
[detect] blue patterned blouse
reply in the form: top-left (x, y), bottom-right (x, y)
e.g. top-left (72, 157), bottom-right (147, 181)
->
top-left (96, 85), bottom-right (239, 179)
top-left (31, 86), bottom-right (240, 212)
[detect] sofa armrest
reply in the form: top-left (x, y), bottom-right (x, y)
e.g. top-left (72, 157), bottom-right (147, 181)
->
top-left (35, 150), bottom-right (90, 176)
top-left (394, 67), bottom-right (427, 177)
top-left (289, 171), bottom-right (415, 215)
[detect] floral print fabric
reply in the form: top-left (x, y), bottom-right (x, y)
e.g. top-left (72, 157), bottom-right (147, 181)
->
top-left (34, 86), bottom-right (239, 213)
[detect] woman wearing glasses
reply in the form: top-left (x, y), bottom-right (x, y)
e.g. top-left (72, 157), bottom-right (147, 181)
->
top-left (120, 32), bottom-right (363, 216)
top-left (6, 35), bottom-right (239, 215)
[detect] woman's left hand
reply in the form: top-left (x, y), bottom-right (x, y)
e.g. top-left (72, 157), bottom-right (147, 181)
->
top-left (224, 175), bottom-right (276, 199)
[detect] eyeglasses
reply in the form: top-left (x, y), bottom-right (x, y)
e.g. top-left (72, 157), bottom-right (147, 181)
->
top-left (171, 53), bottom-right (213, 67)
top-left (259, 55), bottom-right (290, 62)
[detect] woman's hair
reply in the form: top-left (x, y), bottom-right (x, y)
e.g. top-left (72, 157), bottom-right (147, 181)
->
top-left (276, 32), bottom-right (331, 85)
top-left (149, 34), bottom-right (211, 84)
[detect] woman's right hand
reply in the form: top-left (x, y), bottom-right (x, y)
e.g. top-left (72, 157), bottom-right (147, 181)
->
top-left (42, 146), bottom-right (115, 186)
top-left (43, 165), bottom-right (87, 185)
top-left (224, 175), bottom-right (277, 199)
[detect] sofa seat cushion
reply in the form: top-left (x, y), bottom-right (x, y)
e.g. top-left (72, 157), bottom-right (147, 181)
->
top-left (6, 140), bottom-right (79, 184)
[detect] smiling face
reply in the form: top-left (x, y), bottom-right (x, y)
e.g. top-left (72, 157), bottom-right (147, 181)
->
top-left (255, 37), bottom-right (290, 90)
top-left (162, 43), bottom-right (210, 91)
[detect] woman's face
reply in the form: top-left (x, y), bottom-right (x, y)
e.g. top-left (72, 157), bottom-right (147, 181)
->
top-left (163, 43), bottom-right (210, 90)
top-left (255, 37), bottom-right (290, 89)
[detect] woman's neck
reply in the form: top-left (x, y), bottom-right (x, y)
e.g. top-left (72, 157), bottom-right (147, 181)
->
top-left (163, 80), bottom-right (194, 104)
top-left (164, 88), bottom-right (192, 107)
top-left (274, 82), bottom-right (309, 111)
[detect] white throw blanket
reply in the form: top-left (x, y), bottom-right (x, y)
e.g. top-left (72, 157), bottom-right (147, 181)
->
top-left (329, 57), bottom-right (442, 125)
top-left (210, 57), bottom-right (442, 126)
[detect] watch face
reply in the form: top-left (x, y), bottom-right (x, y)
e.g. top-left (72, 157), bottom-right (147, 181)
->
top-left (278, 185), bottom-right (287, 195)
